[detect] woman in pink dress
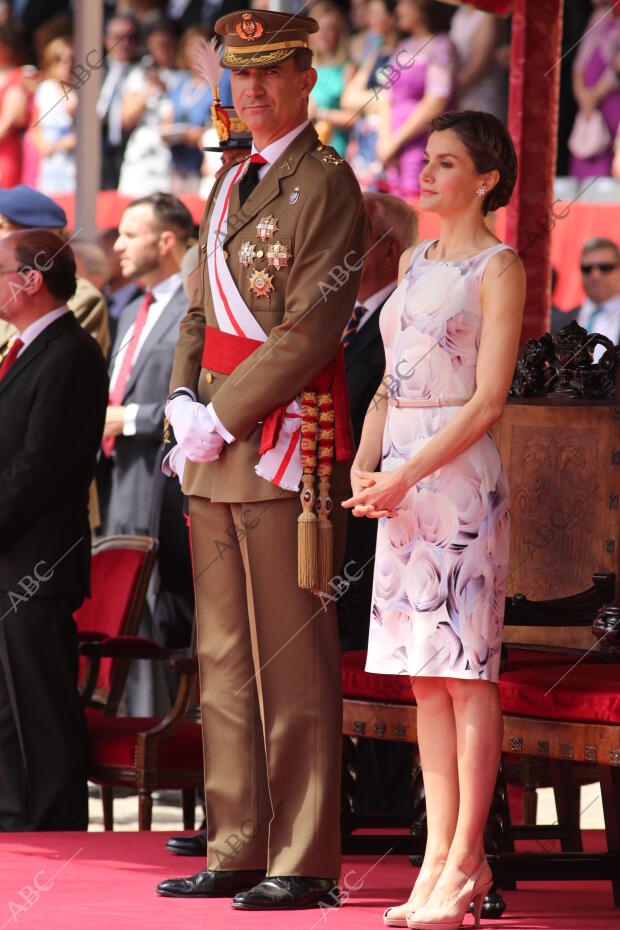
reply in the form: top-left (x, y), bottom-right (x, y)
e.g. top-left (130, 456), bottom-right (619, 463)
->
top-left (377, 0), bottom-right (456, 200)
top-left (343, 110), bottom-right (525, 930)
top-left (570, 0), bottom-right (620, 181)
top-left (0, 26), bottom-right (29, 189)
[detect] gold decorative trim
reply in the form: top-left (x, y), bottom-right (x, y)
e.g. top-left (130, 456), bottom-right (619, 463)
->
top-left (223, 45), bottom-right (304, 67)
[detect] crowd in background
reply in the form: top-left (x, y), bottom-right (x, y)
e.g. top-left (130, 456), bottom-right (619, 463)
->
top-left (0, 1), bottom-right (617, 199)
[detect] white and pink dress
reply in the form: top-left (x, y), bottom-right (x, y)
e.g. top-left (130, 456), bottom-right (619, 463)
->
top-left (366, 238), bottom-right (514, 683)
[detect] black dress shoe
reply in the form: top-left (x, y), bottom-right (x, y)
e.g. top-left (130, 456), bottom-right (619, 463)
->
top-left (231, 876), bottom-right (340, 910)
top-left (156, 868), bottom-right (266, 898)
top-left (165, 831), bottom-right (207, 856)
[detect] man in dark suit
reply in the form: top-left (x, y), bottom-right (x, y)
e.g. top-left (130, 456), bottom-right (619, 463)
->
top-left (101, 192), bottom-right (194, 715)
top-left (97, 15), bottom-right (140, 190)
top-left (0, 228), bottom-right (108, 830)
top-left (338, 192), bottom-right (418, 650)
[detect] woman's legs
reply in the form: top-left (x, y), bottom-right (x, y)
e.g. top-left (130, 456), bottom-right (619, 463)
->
top-left (418, 678), bottom-right (502, 912)
top-left (387, 678), bottom-right (460, 920)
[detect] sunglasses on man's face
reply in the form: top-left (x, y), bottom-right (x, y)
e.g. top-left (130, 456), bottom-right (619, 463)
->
top-left (580, 262), bottom-right (619, 275)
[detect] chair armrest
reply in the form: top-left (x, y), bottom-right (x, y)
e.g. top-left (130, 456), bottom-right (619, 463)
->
top-left (77, 631), bottom-right (110, 643)
top-left (169, 655), bottom-right (198, 674)
top-left (80, 635), bottom-right (181, 661)
top-left (504, 572), bottom-right (615, 627)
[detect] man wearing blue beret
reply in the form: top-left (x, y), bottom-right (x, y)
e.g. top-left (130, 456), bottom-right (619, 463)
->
top-left (0, 186), bottom-right (110, 359)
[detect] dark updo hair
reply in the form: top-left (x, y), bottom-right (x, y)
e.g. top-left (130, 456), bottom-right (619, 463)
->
top-left (429, 110), bottom-right (518, 216)
top-left (411, 0), bottom-right (455, 35)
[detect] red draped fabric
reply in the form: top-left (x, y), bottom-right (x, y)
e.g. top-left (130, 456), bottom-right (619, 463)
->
top-left (505, 0), bottom-right (564, 342)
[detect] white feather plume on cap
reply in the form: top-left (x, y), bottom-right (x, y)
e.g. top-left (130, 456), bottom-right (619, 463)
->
top-left (190, 37), bottom-right (223, 94)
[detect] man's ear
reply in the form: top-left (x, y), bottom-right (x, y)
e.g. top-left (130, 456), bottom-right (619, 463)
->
top-left (159, 230), bottom-right (176, 257)
top-left (17, 266), bottom-right (44, 295)
top-left (301, 66), bottom-right (318, 98)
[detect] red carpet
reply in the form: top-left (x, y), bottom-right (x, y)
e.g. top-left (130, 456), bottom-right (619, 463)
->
top-left (0, 831), bottom-right (616, 930)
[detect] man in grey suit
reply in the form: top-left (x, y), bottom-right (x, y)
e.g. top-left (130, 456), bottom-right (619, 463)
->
top-left (100, 192), bottom-right (195, 714)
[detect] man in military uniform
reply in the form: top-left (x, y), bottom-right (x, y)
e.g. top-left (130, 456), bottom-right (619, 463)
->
top-left (157, 9), bottom-right (370, 911)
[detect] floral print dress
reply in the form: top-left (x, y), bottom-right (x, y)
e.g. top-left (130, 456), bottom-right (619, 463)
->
top-left (365, 238), bottom-right (514, 683)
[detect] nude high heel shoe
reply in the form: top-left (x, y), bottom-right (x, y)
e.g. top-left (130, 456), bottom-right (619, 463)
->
top-left (405, 860), bottom-right (492, 930)
top-left (383, 871), bottom-right (440, 927)
top-left (383, 892), bottom-right (432, 929)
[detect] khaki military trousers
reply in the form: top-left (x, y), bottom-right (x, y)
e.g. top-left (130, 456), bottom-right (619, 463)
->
top-left (188, 493), bottom-right (346, 878)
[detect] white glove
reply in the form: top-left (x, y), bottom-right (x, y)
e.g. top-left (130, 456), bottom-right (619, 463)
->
top-left (166, 395), bottom-right (225, 463)
top-left (161, 443), bottom-right (186, 485)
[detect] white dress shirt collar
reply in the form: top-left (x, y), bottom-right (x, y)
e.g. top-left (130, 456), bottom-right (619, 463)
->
top-left (251, 120), bottom-right (310, 177)
top-left (148, 271), bottom-right (183, 303)
top-left (356, 281), bottom-right (397, 332)
top-left (17, 305), bottom-right (70, 354)
top-left (577, 294), bottom-right (620, 341)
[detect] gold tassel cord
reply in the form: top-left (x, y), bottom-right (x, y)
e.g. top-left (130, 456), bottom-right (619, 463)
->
top-left (316, 392), bottom-right (335, 595)
top-left (298, 390), bottom-right (319, 590)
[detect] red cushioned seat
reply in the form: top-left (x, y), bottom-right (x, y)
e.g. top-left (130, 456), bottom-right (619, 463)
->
top-left (86, 714), bottom-right (203, 770)
top-left (342, 648), bottom-right (607, 710)
top-left (498, 664), bottom-right (620, 724)
top-left (503, 646), bottom-right (596, 670)
top-left (342, 650), bottom-right (417, 704)
top-left (76, 546), bottom-right (150, 692)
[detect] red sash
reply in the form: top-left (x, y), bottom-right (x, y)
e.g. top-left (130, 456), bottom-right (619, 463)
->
top-left (201, 325), bottom-right (354, 461)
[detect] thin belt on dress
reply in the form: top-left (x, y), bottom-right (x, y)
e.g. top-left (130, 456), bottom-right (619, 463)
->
top-left (388, 397), bottom-right (472, 408)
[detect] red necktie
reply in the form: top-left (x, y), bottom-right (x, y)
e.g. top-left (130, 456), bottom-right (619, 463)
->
top-left (239, 153), bottom-right (268, 206)
top-left (102, 290), bottom-right (155, 457)
top-left (0, 338), bottom-right (24, 381)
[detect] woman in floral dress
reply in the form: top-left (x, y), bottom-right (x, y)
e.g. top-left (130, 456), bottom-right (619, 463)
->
top-left (343, 110), bottom-right (525, 930)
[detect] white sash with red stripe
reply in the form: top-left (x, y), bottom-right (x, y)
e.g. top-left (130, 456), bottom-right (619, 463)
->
top-left (206, 160), bottom-right (303, 492)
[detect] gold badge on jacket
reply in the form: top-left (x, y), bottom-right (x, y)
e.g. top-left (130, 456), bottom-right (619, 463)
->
top-left (239, 241), bottom-right (257, 267)
top-left (267, 241), bottom-right (291, 270)
top-left (249, 268), bottom-right (274, 297)
top-left (256, 215), bottom-right (279, 240)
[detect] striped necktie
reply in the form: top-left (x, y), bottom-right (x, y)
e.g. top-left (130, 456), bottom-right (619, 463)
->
top-left (342, 305), bottom-right (365, 348)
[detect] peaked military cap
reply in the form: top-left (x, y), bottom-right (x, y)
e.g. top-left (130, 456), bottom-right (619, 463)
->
top-left (215, 8), bottom-right (318, 70)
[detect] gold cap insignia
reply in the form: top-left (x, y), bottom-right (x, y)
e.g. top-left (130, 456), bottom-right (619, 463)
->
top-left (236, 12), bottom-right (265, 41)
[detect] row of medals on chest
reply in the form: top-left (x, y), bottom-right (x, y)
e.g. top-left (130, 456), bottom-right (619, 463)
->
top-left (235, 212), bottom-right (293, 298)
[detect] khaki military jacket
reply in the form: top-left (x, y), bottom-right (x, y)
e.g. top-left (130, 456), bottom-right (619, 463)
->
top-left (170, 123), bottom-right (371, 503)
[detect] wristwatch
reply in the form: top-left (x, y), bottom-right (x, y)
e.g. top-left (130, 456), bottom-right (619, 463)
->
top-left (167, 387), bottom-right (195, 404)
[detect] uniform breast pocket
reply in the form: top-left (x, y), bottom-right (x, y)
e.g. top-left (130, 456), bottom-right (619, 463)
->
top-left (246, 235), bottom-right (293, 316)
